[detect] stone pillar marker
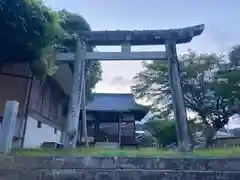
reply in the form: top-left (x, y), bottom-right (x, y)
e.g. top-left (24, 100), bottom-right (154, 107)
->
top-left (0, 101), bottom-right (19, 154)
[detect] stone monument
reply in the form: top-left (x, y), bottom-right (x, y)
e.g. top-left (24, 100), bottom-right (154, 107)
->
top-left (0, 101), bottom-right (19, 154)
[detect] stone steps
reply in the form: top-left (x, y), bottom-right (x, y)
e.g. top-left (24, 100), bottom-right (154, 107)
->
top-left (0, 156), bottom-right (240, 179)
top-left (1, 169), bottom-right (240, 180)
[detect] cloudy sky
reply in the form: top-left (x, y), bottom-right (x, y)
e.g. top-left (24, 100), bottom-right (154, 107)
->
top-left (44, 0), bottom-right (240, 126)
top-left (44, 0), bottom-right (240, 92)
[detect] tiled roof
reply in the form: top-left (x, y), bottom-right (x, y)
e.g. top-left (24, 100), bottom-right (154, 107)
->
top-left (86, 93), bottom-right (148, 112)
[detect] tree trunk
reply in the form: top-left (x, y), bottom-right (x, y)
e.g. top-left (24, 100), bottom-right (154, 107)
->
top-left (63, 40), bottom-right (86, 148)
top-left (204, 126), bottom-right (216, 148)
top-left (165, 40), bottom-right (192, 152)
top-left (82, 76), bottom-right (89, 148)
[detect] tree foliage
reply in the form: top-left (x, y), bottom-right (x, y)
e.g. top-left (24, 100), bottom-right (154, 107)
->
top-left (209, 46), bottom-right (240, 129)
top-left (0, 1), bottom-right (102, 91)
top-left (57, 10), bottom-right (102, 98)
top-left (132, 51), bottom-right (221, 120)
top-left (144, 118), bottom-right (199, 147)
top-left (0, 0), bottom-right (64, 77)
top-left (144, 119), bottom-right (177, 147)
top-left (132, 48), bottom-right (240, 144)
top-left (0, 1), bottom-right (102, 101)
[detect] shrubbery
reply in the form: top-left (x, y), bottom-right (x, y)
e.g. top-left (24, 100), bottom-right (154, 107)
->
top-left (144, 119), bottom-right (200, 147)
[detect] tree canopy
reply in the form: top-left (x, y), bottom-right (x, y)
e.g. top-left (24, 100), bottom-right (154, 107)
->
top-left (0, 0), bottom-right (102, 96)
top-left (0, 0), bottom-right (64, 76)
top-left (0, 1), bottom-right (102, 83)
top-left (132, 47), bottom-right (240, 145)
top-left (132, 51), bottom-right (221, 120)
top-left (144, 118), bottom-right (200, 147)
top-left (57, 9), bottom-right (102, 101)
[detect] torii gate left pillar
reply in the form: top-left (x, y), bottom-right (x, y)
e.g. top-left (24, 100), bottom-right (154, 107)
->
top-left (63, 40), bottom-right (86, 149)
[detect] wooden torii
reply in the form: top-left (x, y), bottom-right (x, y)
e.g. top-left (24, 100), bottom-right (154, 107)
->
top-left (57, 24), bottom-right (205, 152)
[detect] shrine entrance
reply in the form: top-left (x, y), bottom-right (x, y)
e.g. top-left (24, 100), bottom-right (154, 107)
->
top-left (57, 24), bottom-right (205, 151)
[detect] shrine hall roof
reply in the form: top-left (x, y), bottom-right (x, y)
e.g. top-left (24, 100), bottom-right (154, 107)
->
top-left (86, 93), bottom-right (149, 112)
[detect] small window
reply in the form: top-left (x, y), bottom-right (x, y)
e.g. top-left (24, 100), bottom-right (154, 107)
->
top-left (37, 121), bottom-right (42, 128)
top-left (54, 128), bottom-right (57, 134)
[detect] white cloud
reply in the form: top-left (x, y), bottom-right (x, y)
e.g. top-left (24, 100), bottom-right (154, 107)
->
top-left (95, 81), bottom-right (131, 93)
top-left (110, 76), bottom-right (133, 86)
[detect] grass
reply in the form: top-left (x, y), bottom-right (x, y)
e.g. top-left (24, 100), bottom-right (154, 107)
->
top-left (9, 147), bottom-right (240, 157)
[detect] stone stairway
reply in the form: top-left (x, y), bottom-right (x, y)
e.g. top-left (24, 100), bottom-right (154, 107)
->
top-left (0, 156), bottom-right (240, 179)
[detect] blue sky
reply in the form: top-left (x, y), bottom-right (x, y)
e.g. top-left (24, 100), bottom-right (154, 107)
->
top-left (44, 0), bottom-right (240, 93)
top-left (44, 0), bottom-right (240, 127)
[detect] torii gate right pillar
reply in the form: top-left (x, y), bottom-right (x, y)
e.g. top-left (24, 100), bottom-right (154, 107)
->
top-left (164, 25), bottom-right (205, 152)
top-left (165, 40), bottom-right (192, 151)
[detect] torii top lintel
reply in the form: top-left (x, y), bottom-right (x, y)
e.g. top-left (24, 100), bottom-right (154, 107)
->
top-left (83, 24), bottom-right (204, 46)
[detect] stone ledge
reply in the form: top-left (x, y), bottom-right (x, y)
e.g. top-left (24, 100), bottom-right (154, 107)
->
top-left (0, 169), bottom-right (240, 180)
top-left (0, 156), bottom-right (118, 169)
top-left (1, 156), bottom-right (240, 180)
top-left (119, 170), bottom-right (240, 180)
top-left (118, 157), bottom-right (240, 171)
top-left (1, 156), bottom-right (240, 171)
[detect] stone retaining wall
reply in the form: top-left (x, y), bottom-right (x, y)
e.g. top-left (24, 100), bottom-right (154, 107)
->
top-left (0, 156), bottom-right (240, 179)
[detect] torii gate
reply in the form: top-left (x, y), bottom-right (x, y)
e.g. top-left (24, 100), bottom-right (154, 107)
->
top-left (57, 24), bottom-right (205, 151)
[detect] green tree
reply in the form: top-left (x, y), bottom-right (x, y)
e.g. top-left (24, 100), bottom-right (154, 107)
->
top-left (228, 45), bottom-right (240, 68)
top-left (144, 118), bottom-right (199, 147)
top-left (144, 119), bottom-right (177, 147)
top-left (0, 0), bottom-right (64, 77)
top-left (206, 46), bottom-right (240, 141)
top-left (132, 51), bottom-right (220, 123)
top-left (132, 50), bottom-right (240, 147)
top-left (57, 10), bottom-right (102, 101)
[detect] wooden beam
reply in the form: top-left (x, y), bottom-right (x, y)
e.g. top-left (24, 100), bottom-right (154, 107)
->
top-left (56, 51), bottom-right (167, 62)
